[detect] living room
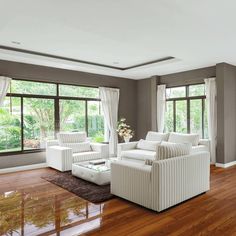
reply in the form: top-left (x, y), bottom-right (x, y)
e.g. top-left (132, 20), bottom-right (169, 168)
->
top-left (0, 0), bottom-right (236, 235)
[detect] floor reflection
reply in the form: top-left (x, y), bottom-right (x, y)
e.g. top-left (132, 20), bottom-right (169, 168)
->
top-left (0, 186), bottom-right (103, 235)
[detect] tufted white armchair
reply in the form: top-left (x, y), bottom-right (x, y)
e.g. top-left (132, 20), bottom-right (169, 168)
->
top-left (46, 132), bottom-right (109, 171)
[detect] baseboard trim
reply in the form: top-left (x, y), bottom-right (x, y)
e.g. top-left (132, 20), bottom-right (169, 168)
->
top-left (215, 161), bottom-right (236, 168)
top-left (0, 163), bottom-right (48, 174)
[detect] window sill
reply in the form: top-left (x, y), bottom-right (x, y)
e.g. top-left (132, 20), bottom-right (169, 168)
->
top-left (0, 149), bottom-right (45, 157)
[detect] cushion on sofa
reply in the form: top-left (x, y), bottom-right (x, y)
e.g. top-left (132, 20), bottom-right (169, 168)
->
top-left (145, 131), bottom-right (169, 142)
top-left (62, 142), bottom-right (91, 153)
top-left (168, 132), bottom-right (199, 146)
top-left (157, 142), bottom-right (192, 160)
top-left (191, 145), bottom-right (209, 153)
top-left (57, 132), bottom-right (87, 144)
top-left (121, 149), bottom-right (156, 161)
top-left (137, 139), bottom-right (160, 151)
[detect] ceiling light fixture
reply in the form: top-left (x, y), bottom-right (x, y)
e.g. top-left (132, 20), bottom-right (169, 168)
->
top-left (11, 41), bottom-right (21, 45)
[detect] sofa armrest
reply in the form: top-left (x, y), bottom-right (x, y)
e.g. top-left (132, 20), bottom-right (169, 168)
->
top-left (46, 139), bottom-right (59, 148)
top-left (151, 151), bottom-right (210, 211)
top-left (117, 141), bottom-right (138, 158)
top-left (111, 161), bottom-right (152, 208)
top-left (199, 139), bottom-right (210, 150)
top-left (90, 143), bottom-right (109, 158)
top-left (46, 146), bottom-right (73, 171)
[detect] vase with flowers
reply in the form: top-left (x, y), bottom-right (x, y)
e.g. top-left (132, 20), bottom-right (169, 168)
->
top-left (117, 118), bottom-right (134, 143)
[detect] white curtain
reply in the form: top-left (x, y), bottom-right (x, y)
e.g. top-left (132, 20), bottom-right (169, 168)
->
top-left (99, 87), bottom-right (120, 156)
top-left (157, 84), bottom-right (166, 132)
top-left (204, 78), bottom-right (217, 164)
top-left (0, 76), bottom-right (11, 106)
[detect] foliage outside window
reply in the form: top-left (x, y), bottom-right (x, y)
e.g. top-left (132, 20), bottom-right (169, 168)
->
top-left (165, 84), bottom-right (208, 138)
top-left (0, 79), bottom-right (105, 154)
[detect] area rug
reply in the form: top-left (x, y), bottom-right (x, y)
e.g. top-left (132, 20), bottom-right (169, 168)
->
top-left (42, 171), bottom-right (114, 203)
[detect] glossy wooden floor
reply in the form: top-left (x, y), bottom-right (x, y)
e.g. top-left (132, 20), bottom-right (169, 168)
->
top-left (0, 166), bottom-right (236, 236)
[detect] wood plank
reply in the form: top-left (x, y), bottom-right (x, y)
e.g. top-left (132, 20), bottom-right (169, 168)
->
top-left (0, 166), bottom-right (235, 235)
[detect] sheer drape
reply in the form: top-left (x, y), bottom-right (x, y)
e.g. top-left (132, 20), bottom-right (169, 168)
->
top-left (157, 84), bottom-right (166, 132)
top-left (204, 78), bottom-right (217, 164)
top-left (0, 76), bottom-right (11, 106)
top-left (99, 87), bottom-right (120, 156)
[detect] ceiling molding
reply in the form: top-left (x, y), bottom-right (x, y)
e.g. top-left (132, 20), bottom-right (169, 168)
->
top-left (0, 45), bottom-right (174, 71)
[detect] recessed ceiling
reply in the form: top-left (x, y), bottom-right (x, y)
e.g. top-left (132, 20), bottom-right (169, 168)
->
top-left (0, 0), bottom-right (235, 79)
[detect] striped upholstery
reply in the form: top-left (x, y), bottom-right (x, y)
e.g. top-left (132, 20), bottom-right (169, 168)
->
top-left (46, 146), bottom-right (73, 171)
top-left (145, 159), bottom-right (153, 165)
top-left (146, 131), bottom-right (169, 142)
top-left (73, 151), bottom-right (101, 163)
top-left (151, 152), bottom-right (210, 211)
top-left (63, 142), bottom-right (91, 153)
top-left (157, 142), bottom-right (192, 160)
top-left (57, 132), bottom-right (87, 144)
top-left (111, 151), bottom-right (210, 212)
top-left (111, 161), bottom-right (152, 209)
top-left (168, 132), bottom-right (200, 146)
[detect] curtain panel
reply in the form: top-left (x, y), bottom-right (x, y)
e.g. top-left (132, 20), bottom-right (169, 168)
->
top-left (204, 78), bottom-right (217, 164)
top-left (157, 84), bottom-right (166, 132)
top-left (0, 76), bottom-right (11, 106)
top-left (99, 87), bottom-right (120, 156)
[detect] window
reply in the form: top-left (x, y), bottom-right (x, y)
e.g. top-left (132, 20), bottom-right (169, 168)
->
top-left (0, 97), bottom-right (21, 153)
top-left (0, 79), bottom-right (104, 154)
top-left (59, 84), bottom-right (99, 98)
top-left (23, 98), bottom-right (55, 150)
top-left (165, 84), bottom-right (207, 138)
top-left (59, 100), bottom-right (86, 132)
top-left (87, 101), bottom-right (104, 142)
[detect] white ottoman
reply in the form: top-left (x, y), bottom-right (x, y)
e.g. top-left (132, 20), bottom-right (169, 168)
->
top-left (72, 160), bottom-right (112, 185)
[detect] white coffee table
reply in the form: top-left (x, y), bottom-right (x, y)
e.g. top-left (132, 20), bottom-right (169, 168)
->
top-left (72, 158), bottom-right (117, 185)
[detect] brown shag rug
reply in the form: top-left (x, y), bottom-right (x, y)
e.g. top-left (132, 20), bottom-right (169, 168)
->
top-left (42, 171), bottom-right (114, 203)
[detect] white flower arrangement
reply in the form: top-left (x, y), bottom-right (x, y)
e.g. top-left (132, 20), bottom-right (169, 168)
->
top-left (117, 118), bottom-right (134, 140)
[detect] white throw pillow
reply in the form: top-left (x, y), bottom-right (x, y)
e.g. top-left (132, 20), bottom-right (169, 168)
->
top-left (137, 139), bottom-right (160, 151)
top-left (62, 142), bottom-right (91, 153)
top-left (57, 132), bottom-right (87, 144)
top-left (168, 132), bottom-right (199, 146)
top-left (157, 141), bottom-right (192, 160)
top-left (145, 131), bottom-right (169, 142)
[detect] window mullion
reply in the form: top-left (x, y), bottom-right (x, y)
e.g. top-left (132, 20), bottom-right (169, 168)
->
top-left (55, 98), bottom-right (60, 137)
top-left (187, 99), bottom-right (190, 133)
top-left (21, 97), bottom-right (24, 151)
top-left (85, 101), bottom-right (88, 135)
top-left (173, 100), bottom-right (176, 132)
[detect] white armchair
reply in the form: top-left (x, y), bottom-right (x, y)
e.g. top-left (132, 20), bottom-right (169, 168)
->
top-left (111, 151), bottom-right (210, 212)
top-left (46, 132), bottom-right (109, 171)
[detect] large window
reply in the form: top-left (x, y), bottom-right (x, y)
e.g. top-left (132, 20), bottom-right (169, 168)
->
top-left (165, 84), bottom-right (207, 138)
top-left (0, 79), bottom-right (105, 154)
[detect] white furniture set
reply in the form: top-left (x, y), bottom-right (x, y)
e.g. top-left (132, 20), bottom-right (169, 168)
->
top-left (112, 131), bottom-right (210, 212)
top-left (46, 132), bottom-right (109, 171)
top-left (46, 131), bottom-right (210, 212)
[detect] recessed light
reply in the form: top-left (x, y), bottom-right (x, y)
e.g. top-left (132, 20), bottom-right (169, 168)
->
top-left (11, 41), bottom-right (21, 45)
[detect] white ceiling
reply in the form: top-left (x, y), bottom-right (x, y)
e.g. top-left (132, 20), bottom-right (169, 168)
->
top-left (0, 0), bottom-right (236, 79)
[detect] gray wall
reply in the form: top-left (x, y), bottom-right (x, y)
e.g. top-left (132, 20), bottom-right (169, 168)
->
top-left (136, 76), bottom-right (158, 139)
top-left (160, 66), bottom-right (216, 87)
top-left (136, 66), bottom-right (216, 139)
top-left (0, 60), bottom-right (137, 168)
top-left (216, 63), bottom-right (236, 164)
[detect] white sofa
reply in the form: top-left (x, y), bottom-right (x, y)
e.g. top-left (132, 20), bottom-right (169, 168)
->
top-left (118, 131), bottom-right (210, 163)
top-left (111, 151), bottom-right (210, 212)
top-left (46, 132), bottom-right (109, 171)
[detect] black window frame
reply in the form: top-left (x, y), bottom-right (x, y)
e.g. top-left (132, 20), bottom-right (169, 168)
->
top-left (0, 78), bottom-right (102, 156)
top-left (165, 83), bottom-right (207, 138)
